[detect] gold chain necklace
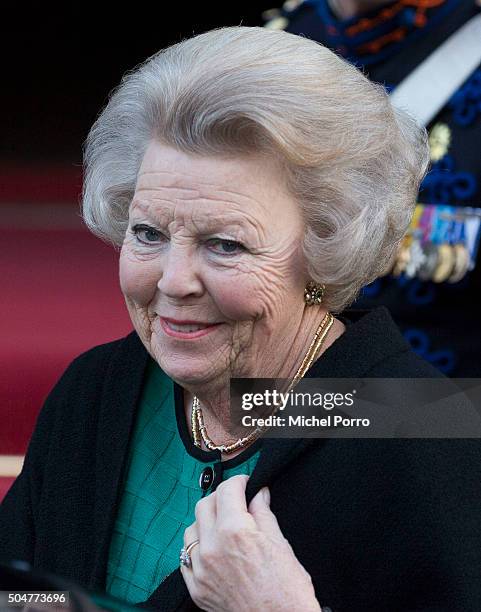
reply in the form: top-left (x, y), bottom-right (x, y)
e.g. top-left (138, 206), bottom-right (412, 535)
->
top-left (191, 312), bottom-right (334, 454)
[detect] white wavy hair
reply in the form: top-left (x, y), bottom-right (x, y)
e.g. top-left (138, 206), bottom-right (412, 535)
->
top-left (81, 26), bottom-right (429, 312)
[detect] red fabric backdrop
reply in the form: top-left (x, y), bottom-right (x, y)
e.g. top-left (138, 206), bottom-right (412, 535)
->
top-left (1, 197), bottom-right (132, 457)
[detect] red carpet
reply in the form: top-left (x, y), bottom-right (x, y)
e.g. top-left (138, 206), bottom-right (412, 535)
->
top-left (1, 225), bottom-right (132, 455)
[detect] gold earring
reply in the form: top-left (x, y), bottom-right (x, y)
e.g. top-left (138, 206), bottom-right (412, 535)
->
top-left (304, 281), bottom-right (325, 306)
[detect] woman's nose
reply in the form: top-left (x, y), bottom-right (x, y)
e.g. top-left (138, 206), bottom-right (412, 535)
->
top-left (156, 246), bottom-right (204, 299)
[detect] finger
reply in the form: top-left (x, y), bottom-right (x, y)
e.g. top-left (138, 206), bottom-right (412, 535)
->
top-left (183, 521), bottom-right (199, 547)
top-left (194, 491), bottom-right (217, 544)
top-left (181, 523), bottom-right (201, 583)
top-left (215, 474), bottom-right (253, 529)
top-left (248, 487), bottom-right (282, 534)
top-left (180, 542), bottom-right (200, 594)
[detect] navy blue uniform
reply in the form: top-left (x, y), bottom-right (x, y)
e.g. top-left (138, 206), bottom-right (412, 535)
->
top-left (270, 0), bottom-right (481, 376)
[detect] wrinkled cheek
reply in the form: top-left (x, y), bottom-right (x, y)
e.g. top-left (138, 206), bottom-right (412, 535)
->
top-left (210, 278), bottom-right (266, 322)
top-left (119, 251), bottom-right (157, 306)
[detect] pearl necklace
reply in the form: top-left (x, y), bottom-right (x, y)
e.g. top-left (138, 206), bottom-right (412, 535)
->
top-left (191, 312), bottom-right (334, 454)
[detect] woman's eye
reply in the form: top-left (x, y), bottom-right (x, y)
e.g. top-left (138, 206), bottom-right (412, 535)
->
top-left (131, 224), bottom-right (164, 244)
top-left (207, 239), bottom-right (245, 255)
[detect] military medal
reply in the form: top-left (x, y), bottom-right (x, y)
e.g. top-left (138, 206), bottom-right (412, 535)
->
top-left (415, 205), bottom-right (438, 281)
top-left (432, 243), bottom-right (455, 282)
top-left (428, 123), bottom-right (451, 162)
top-left (464, 211), bottom-right (481, 272)
top-left (405, 239), bottom-right (427, 278)
top-left (430, 206), bottom-right (455, 282)
top-left (449, 243), bottom-right (470, 283)
top-left (404, 205), bottom-right (426, 278)
top-left (417, 242), bottom-right (439, 281)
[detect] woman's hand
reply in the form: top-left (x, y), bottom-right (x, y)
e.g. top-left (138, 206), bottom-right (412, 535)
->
top-left (180, 474), bottom-right (321, 612)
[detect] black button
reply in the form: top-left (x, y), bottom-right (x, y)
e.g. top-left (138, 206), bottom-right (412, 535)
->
top-left (199, 466), bottom-right (214, 491)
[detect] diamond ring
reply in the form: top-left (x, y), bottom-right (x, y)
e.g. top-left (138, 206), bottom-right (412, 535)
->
top-left (179, 539), bottom-right (200, 568)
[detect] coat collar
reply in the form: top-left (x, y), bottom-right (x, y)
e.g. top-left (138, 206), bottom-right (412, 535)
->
top-left (245, 306), bottom-right (411, 503)
top-left (89, 306), bottom-right (408, 608)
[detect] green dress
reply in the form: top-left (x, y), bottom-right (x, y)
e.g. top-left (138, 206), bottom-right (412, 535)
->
top-left (105, 357), bottom-right (262, 604)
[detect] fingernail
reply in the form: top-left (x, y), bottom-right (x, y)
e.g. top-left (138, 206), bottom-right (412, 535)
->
top-left (262, 487), bottom-right (270, 505)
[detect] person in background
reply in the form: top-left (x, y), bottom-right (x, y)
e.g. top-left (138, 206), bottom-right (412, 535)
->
top-left (265, 0), bottom-right (481, 376)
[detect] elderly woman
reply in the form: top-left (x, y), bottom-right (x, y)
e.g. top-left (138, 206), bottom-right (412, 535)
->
top-left (1, 26), bottom-right (481, 612)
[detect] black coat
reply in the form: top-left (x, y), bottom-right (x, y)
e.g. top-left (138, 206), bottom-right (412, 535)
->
top-left (1, 307), bottom-right (481, 611)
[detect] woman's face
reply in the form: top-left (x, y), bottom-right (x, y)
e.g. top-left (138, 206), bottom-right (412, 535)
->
top-left (119, 141), bottom-right (307, 387)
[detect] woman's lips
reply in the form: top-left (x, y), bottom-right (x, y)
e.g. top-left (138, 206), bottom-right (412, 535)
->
top-left (158, 317), bottom-right (222, 339)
